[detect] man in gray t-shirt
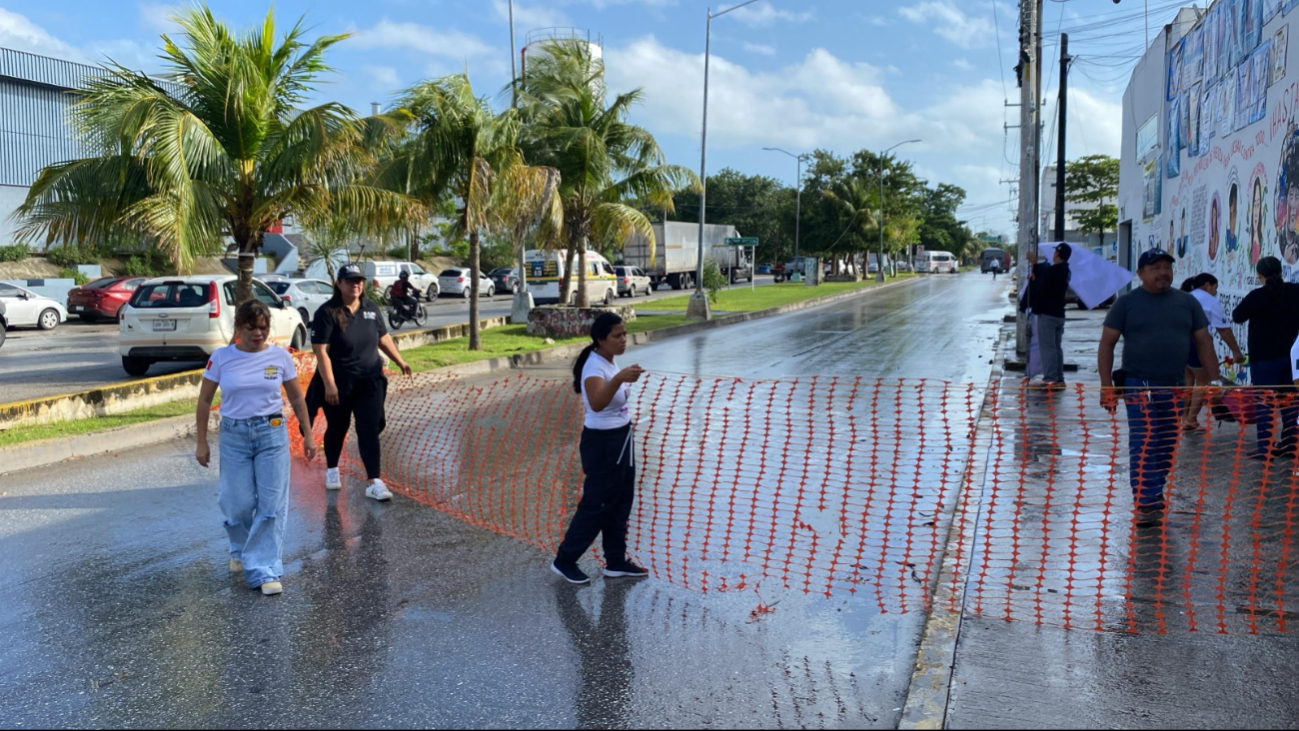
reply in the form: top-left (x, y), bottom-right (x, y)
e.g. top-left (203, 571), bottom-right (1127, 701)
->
top-left (1098, 248), bottom-right (1216, 527)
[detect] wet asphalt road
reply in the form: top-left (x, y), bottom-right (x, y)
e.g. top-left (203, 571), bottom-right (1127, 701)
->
top-left (0, 273), bottom-right (1008, 728)
top-left (0, 278), bottom-right (776, 404)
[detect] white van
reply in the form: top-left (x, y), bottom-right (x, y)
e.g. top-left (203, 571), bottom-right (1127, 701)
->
top-left (361, 260), bottom-right (439, 301)
top-left (523, 249), bottom-right (619, 306)
top-left (916, 251), bottom-right (958, 274)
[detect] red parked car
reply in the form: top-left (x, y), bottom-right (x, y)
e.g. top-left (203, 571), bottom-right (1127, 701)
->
top-left (66, 276), bottom-right (147, 322)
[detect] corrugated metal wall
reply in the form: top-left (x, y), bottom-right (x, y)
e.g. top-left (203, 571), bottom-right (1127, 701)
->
top-left (0, 48), bottom-right (101, 188)
top-left (0, 80), bottom-right (85, 187)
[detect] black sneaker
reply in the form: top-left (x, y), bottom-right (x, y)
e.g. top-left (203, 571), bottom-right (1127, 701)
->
top-left (550, 561), bottom-right (590, 585)
top-left (604, 561), bottom-right (649, 578)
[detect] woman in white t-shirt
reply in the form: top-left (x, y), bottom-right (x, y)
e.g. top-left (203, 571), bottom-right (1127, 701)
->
top-left (551, 313), bottom-right (647, 585)
top-left (1183, 272), bottom-right (1245, 430)
top-left (195, 300), bottom-right (316, 596)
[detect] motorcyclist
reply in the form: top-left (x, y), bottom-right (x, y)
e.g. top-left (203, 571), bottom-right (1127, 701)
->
top-left (390, 271), bottom-right (419, 320)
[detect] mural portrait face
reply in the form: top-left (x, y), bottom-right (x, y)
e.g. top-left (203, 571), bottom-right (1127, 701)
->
top-left (1250, 178), bottom-right (1264, 266)
top-left (1179, 208), bottom-right (1188, 258)
top-left (1210, 193), bottom-right (1221, 261)
top-left (1278, 123), bottom-right (1299, 266)
top-left (1228, 182), bottom-right (1239, 252)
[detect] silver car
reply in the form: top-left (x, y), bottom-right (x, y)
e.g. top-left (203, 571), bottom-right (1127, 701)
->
top-left (0, 282), bottom-right (68, 330)
top-left (614, 266), bottom-right (653, 297)
top-left (437, 267), bottom-right (495, 298)
top-left (265, 278), bottom-right (334, 325)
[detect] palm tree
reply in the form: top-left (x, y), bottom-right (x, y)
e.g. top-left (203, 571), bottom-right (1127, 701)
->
top-left (488, 162), bottom-right (564, 305)
top-left (823, 177), bottom-right (879, 276)
top-left (515, 40), bottom-right (696, 307)
top-left (379, 74), bottom-right (555, 349)
top-left (12, 5), bottom-right (417, 303)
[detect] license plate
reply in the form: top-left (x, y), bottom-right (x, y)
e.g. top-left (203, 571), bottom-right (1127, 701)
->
top-left (152, 319), bottom-right (177, 331)
top-left (70, 305), bottom-right (81, 312)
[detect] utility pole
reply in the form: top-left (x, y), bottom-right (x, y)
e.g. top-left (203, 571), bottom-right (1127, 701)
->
top-left (1053, 33), bottom-right (1069, 242)
top-left (1015, 0), bottom-right (1041, 357)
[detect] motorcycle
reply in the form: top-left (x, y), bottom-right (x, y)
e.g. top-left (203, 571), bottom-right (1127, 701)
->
top-left (386, 299), bottom-right (426, 330)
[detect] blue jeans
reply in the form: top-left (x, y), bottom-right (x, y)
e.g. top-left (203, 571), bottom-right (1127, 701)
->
top-left (1123, 377), bottom-right (1180, 508)
top-left (219, 415), bottom-right (291, 588)
top-left (1250, 356), bottom-right (1299, 453)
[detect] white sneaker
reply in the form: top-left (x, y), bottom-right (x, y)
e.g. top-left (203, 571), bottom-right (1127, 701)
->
top-left (325, 467), bottom-right (342, 490)
top-left (366, 479), bottom-right (393, 502)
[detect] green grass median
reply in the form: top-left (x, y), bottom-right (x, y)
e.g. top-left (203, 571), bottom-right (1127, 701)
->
top-left (650, 275), bottom-right (913, 312)
top-left (0, 398), bottom-right (204, 448)
top-left (399, 314), bottom-right (691, 372)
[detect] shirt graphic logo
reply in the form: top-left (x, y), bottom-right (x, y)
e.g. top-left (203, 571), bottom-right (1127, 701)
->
top-left (263, 366), bottom-right (280, 380)
top-left (364, 311), bottom-right (376, 320)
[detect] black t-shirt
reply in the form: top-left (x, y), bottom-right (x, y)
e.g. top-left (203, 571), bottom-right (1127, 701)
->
top-left (1031, 261), bottom-right (1071, 318)
top-left (311, 299), bottom-right (387, 380)
top-left (1232, 282), bottom-right (1299, 361)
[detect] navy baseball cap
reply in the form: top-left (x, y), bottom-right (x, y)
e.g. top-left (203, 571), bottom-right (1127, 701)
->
top-left (1137, 248), bottom-right (1175, 268)
top-left (336, 263), bottom-right (366, 281)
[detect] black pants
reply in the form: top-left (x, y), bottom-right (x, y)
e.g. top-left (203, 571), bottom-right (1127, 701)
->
top-left (555, 425), bottom-right (636, 567)
top-left (395, 293), bottom-right (418, 318)
top-left (322, 377), bottom-right (387, 479)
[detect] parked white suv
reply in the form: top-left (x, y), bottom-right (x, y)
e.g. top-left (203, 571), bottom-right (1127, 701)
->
top-left (119, 275), bottom-right (306, 376)
top-left (364, 261), bottom-right (439, 301)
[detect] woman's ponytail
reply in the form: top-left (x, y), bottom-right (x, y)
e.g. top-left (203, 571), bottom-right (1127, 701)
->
top-left (571, 312), bottom-right (624, 393)
top-left (572, 344), bottom-right (597, 394)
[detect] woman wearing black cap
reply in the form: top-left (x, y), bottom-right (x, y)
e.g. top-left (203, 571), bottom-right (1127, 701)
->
top-left (310, 263), bottom-right (413, 501)
top-left (551, 312), bottom-right (647, 585)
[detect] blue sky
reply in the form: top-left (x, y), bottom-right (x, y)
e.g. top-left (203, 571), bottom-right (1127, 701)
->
top-left (0, 0), bottom-right (1163, 240)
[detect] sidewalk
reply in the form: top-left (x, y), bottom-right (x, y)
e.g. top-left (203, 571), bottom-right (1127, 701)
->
top-left (934, 306), bottom-right (1299, 728)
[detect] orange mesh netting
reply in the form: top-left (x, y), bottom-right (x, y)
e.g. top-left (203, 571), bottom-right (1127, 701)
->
top-left (283, 352), bottom-right (1299, 634)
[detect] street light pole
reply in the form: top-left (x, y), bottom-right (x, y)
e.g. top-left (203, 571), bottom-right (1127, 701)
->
top-left (688, 0), bottom-right (763, 321)
top-left (877, 139), bottom-right (921, 283)
top-left (763, 146), bottom-right (809, 279)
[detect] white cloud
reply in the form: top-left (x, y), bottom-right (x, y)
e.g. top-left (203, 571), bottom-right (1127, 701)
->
top-left (898, 1), bottom-right (995, 50)
top-left (350, 20), bottom-right (495, 59)
top-left (492, 0), bottom-right (570, 29)
top-left (953, 58), bottom-right (972, 70)
top-left (1061, 86), bottom-right (1122, 158)
top-left (0, 7), bottom-right (88, 61)
top-left (604, 37), bottom-right (1004, 155)
top-left (862, 15), bottom-right (889, 26)
top-left (728, 1), bottom-right (814, 28)
top-left (362, 65), bottom-right (403, 93)
top-left (138, 3), bottom-right (181, 34)
top-left (742, 42), bottom-right (776, 56)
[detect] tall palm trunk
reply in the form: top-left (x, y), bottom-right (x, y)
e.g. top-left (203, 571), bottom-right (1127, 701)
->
top-left (469, 230), bottom-right (481, 350)
top-left (234, 232), bottom-right (259, 304)
top-left (576, 241), bottom-right (589, 308)
top-left (560, 241), bottom-right (577, 306)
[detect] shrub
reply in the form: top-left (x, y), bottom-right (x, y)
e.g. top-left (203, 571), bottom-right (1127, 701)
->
top-left (702, 258), bottom-right (728, 304)
top-left (46, 245), bottom-right (93, 268)
top-left (0, 244), bottom-right (29, 262)
top-left (122, 250), bottom-right (171, 277)
top-left (59, 267), bottom-right (90, 286)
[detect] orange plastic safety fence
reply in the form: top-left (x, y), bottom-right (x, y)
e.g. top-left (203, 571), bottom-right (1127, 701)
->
top-left (276, 351), bottom-right (1299, 633)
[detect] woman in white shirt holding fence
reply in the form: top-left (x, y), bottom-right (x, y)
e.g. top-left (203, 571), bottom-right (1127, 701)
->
top-left (195, 299), bottom-right (316, 596)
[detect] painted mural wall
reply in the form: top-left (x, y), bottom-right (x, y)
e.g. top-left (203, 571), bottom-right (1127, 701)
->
top-left (1157, 0), bottom-right (1299, 317)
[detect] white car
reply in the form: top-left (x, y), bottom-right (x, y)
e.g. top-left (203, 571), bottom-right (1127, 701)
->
top-left (438, 267), bottom-right (495, 298)
top-left (265, 278), bottom-right (334, 326)
top-left (119, 275), bottom-right (306, 377)
top-left (0, 282), bottom-right (68, 330)
top-left (363, 261), bottom-right (440, 301)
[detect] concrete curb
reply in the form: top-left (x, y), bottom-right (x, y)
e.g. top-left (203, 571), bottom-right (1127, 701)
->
top-left (0, 316), bottom-right (512, 432)
top-left (897, 322), bottom-right (1008, 729)
top-left (0, 276), bottom-right (923, 474)
top-left (0, 413), bottom-right (219, 476)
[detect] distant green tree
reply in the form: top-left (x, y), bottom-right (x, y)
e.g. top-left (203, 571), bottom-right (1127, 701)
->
top-left (917, 183), bottom-right (976, 260)
top-left (1064, 154), bottom-right (1120, 241)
